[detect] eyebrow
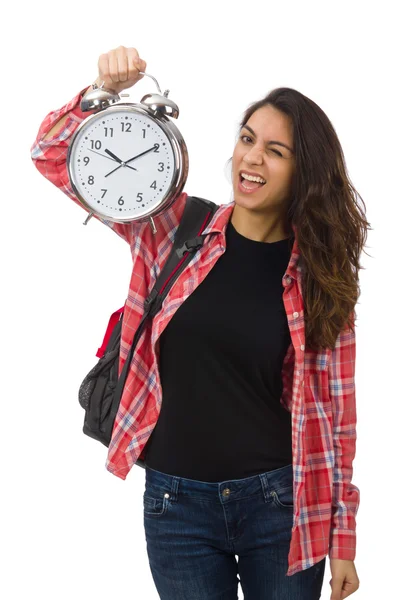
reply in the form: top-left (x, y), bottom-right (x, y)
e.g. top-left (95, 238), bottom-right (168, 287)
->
top-left (241, 124), bottom-right (294, 153)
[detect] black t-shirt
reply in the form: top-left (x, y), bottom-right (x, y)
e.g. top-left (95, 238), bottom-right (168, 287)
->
top-left (144, 219), bottom-right (294, 482)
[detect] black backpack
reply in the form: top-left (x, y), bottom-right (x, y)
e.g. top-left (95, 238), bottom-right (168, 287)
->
top-left (78, 196), bottom-right (219, 456)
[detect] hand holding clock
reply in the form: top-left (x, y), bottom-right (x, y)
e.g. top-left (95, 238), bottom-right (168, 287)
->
top-left (96, 45), bottom-right (147, 94)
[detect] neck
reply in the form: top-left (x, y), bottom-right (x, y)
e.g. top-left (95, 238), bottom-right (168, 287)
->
top-left (230, 204), bottom-right (291, 243)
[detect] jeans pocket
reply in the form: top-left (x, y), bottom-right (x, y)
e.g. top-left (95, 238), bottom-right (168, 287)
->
top-left (271, 485), bottom-right (294, 509)
top-left (143, 489), bottom-right (170, 517)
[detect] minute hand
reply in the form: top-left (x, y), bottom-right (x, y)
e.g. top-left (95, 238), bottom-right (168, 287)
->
top-left (125, 144), bottom-right (158, 165)
top-left (104, 145), bottom-right (158, 178)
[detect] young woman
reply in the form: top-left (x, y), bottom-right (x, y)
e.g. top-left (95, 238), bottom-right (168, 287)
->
top-left (31, 45), bottom-right (370, 600)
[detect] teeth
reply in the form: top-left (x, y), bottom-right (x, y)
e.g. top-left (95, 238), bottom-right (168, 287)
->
top-left (241, 173), bottom-right (266, 184)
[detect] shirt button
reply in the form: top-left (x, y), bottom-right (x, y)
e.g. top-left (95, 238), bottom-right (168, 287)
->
top-left (222, 488), bottom-right (231, 497)
top-left (285, 277), bottom-right (291, 284)
top-left (293, 312), bottom-right (299, 318)
top-left (300, 344), bottom-right (305, 351)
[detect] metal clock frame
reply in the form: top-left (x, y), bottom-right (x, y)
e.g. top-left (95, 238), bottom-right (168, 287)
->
top-left (66, 74), bottom-right (189, 233)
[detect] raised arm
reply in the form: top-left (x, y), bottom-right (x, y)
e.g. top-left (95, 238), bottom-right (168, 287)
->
top-left (30, 47), bottom-right (148, 245)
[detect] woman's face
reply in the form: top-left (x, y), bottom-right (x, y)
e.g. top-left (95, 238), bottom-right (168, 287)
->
top-left (232, 105), bottom-right (296, 215)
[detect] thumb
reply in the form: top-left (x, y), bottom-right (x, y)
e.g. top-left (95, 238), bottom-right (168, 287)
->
top-left (134, 57), bottom-right (145, 71)
top-left (133, 57), bottom-right (146, 81)
top-left (330, 576), bottom-right (343, 600)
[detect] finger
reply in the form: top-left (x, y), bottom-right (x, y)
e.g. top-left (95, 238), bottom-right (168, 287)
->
top-left (98, 53), bottom-right (110, 86)
top-left (126, 48), bottom-right (139, 79)
top-left (108, 49), bottom-right (119, 84)
top-left (117, 47), bottom-right (128, 82)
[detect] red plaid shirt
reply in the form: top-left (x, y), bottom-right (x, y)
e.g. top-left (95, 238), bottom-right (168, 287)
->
top-left (31, 85), bottom-right (360, 576)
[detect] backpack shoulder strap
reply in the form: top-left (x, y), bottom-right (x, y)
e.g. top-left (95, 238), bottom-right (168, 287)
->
top-left (173, 195), bottom-right (218, 253)
top-left (143, 195), bottom-right (219, 316)
top-left (97, 196), bottom-right (218, 356)
top-left (108, 196), bottom-right (219, 433)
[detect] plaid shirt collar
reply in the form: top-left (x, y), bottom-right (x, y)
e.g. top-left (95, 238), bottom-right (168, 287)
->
top-left (201, 200), bottom-right (301, 281)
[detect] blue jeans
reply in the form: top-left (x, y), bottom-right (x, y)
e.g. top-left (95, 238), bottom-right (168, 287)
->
top-left (143, 463), bottom-right (326, 599)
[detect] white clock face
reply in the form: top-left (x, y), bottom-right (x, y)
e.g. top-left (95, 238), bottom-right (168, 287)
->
top-left (69, 109), bottom-right (176, 220)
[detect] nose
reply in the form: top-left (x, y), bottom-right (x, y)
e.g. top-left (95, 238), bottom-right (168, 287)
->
top-left (244, 147), bottom-right (264, 165)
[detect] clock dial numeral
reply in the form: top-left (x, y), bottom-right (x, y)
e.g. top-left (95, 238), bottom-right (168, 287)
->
top-left (104, 127), bottom-right (114, 137)
top-left (158, 162), bottom-right (164, 172)
top-left (118, 196), bottom-right (124, 206)
top-left (101, 189), bottom-right (107, 198)
top-left (150, 181), bottom-right (157, 190)
top-left (90, 140), bottom-right (102, 150)
top-left (154, 143), bottom-right (159, 153)
top-left (137, 193), bottom-right (143, 202)
top-left (88, 176), bottom-right (94, 185)
top-left (142, 129), bottom-right (146, 139)
top-left (121, 122), bottom-right (132, 133)
top-left (84, 157), bottom-right (90, 165)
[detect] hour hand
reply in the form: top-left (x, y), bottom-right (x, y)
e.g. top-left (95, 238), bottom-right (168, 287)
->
top-left (105, 148), bottom-right (123, 163)
top-left (104, 148), bottom-right (138, 176)
top-left (87, 148), bottom-right (137, 171)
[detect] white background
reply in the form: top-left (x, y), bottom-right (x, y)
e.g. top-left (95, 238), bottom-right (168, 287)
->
top-left (2, 0), bottom-right (395, 598)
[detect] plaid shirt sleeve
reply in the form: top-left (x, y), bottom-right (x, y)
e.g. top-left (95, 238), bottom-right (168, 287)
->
top-left (328, 311), bottom-right (360, 561)
top-left (30, 86), bottom-right (141, 246)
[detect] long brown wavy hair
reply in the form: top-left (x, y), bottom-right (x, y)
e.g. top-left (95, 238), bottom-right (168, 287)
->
top-left (227, 87), bottom-right (372, 351)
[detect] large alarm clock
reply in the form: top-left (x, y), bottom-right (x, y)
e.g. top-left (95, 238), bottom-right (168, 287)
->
top-left (66, 72), bottom-right (189, 234)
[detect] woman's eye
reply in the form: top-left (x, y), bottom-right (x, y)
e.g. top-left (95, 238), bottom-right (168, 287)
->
top-left (240, 136), bottom-right (282, 156)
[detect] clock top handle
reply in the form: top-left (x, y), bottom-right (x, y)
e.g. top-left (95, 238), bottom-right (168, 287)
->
top-left (96, 71), bottom-right (162, 95)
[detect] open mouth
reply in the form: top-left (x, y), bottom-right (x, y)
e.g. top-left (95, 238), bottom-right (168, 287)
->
top-left (239, 174), bottom-right (266, 190)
